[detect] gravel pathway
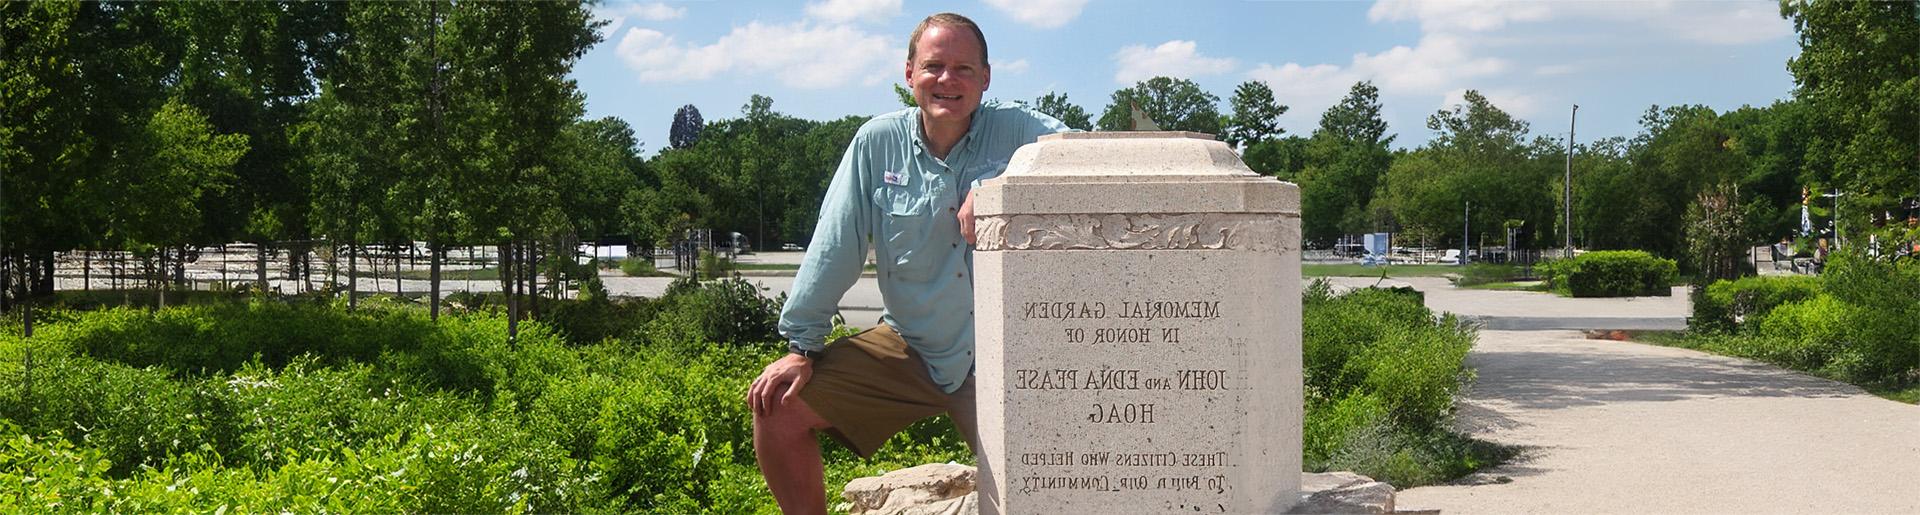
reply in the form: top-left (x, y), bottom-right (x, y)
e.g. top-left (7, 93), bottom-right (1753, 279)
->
top-left (1396, 330), bottom-right (1920, 514)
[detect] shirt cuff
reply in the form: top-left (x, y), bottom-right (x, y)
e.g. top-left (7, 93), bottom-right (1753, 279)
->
top-left (788, 339), bottom-right (827, 353)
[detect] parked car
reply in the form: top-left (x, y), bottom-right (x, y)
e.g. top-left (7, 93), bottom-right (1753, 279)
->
top-left (781, 243), bottom-right (804, 251)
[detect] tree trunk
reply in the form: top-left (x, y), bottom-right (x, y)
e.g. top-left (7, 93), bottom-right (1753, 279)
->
top-left (430, 243), bottom-right (442, 321)
top-left (329, 241), bottom-right (339, 296)
top-left (21, 257), bottom-right (35, 336)
top-left (527, 241), bottom-right (540, 318)
top-left (348, 242), bottom-right (359, 310)
top-left (505, 241), bottom-right (519, 343)
top-left (156, 250), bottom-right (167, 310)
top-left (34, 253), bottom-right (53, 297)
top-left (83, 251), bottom-right (90, 292)
top-left (392, 243), bottom-right (401, 297)
top-left (257, 241), bottom-right (269, 293)
top-left (1, 253), bottom-right (12, 313)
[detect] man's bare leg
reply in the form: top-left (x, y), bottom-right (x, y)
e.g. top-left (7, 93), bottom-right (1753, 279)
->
top-left (753, 393), bottom-right (833, 514)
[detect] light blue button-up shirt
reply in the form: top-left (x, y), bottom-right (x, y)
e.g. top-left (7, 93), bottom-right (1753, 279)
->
top-left (780, 101), bottom-right (1069, 393)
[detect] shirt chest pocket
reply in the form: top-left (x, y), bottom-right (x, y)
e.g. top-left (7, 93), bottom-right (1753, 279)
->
top-left (872, 184), bottom-right (935, 281)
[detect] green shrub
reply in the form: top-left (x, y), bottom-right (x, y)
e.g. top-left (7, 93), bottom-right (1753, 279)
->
top-left (1691, 275), bottom-right (1823, 333)
top-left (380, 314), bottom-right (582, 405)
top-left (1541, 250), bottom-right (1677, 297)
top-left (1687, 253), bottom-right (1918, 387)
top-left (1750, 295), bottom-right (1852, 369)
top-left (698, 250), bottom-right (734, 279)
top-left (2, 356), bottom-right (219, 474)
top-left (1453, 263), bottom-right (1521, 287)
top-left (1301, 284), bottom-right (1481, 486)
top-left (644, 277), bottom-right (783, 347)
top-left (23, 303), bottom-right (432, 376)
top-left (588, 344), bottom-right (765, 511)
top-left (543, 296), bottom-right (662, 345)
top-left (620, 256), bottom-right (661, 277)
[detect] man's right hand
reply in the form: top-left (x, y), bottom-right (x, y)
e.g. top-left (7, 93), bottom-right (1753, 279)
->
top-left (750, 353), bottom-right (815, 416)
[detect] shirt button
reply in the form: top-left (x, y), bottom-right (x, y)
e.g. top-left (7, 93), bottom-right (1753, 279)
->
top-left (952, 243), bottom-right (958, 248)
top-left (957, 272), bottom-right (965, 278)
top-left (950, 206), bottom-right (958, 212)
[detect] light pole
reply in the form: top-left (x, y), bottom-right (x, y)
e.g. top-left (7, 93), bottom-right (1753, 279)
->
top-left (1564, 104), bottom-right (1578, 259)
top-left (1823, 189), bottom-right (1844, 249)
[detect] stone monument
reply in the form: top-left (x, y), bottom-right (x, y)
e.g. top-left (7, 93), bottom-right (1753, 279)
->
top-left (973, 132), bottom-right (1302, 514)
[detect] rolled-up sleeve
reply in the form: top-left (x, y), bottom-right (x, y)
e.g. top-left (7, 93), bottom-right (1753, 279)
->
top-left (778, 135), bottom-right (872, 351)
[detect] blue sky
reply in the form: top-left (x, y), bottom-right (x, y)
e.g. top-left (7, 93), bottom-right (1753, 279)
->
top-left (571, 0), bottom-right (1802, 156)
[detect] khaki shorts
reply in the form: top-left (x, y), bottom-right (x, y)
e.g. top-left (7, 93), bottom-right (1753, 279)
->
top-left (798, 324), bottom-right (978, 459)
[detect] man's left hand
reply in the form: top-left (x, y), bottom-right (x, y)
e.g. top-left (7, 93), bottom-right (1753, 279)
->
top-left (959, 189), bottom-right (977, 245)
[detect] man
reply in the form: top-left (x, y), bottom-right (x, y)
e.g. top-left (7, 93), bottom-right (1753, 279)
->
top-left (746, 12), bottom-right (1068, 514)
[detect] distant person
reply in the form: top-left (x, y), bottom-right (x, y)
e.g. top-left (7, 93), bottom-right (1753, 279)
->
top-left (745, 12), bottom-right (1069, 514)
top-left (1811, 237), bottom-right (1829, 274)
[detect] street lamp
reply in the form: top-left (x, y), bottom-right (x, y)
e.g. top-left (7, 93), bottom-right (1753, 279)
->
top-left (1564, 104), bottom-right (1578, 259)
top-left (1822, 189), bottom-right (1844, 249)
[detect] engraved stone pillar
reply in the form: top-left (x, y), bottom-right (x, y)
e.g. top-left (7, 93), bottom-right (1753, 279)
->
top-left (973, 132), bottom-right (1301, 514)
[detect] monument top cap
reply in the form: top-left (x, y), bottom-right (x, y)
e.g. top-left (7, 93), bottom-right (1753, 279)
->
top-left (977, 131), bottom-right (1299, 216)
top-left (1001, 131), bottom-right (1258, 180)
top-left (1037, 131), bottom-right (1215, 142)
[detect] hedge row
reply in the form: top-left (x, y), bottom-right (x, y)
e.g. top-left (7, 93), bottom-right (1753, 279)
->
top-left (1538, 250), bottom-right (1677, 297)
top-left (1, 278), bottom-right (1499, 510)
top-left (1685, 253), bottom-right (1920, 386)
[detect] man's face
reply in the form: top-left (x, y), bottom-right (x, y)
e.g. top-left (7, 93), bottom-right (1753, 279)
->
top-left (907, 25), bottom-right (990, 128)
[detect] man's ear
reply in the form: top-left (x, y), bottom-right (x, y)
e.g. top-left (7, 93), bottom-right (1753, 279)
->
top-left (903, 60), bottom-right (914, 87)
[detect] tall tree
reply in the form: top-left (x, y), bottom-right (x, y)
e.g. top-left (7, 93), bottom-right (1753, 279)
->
top-left (1779, 0), bottom-right (1919, 247)
top-left (1381, 90), bottom-right (1556, 251)
top-left (452, 0), bottom-right (601, 333)
top-left (1222, 80), bottom-right (1288, 150)
top-left (1032, 92), bottom-right (1092, 130)
top-left (1096, 77), bottom-right (1222, 134)
top-left (670, 104), bottom-right (703, 149)
top-left (1296, 81), bottom-right (1393, 245)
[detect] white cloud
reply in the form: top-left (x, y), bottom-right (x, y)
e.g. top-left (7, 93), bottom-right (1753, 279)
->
top-left (983, 0), bottom-right (1090, 29)
top-left (1251, 0), bottom-right (1788, 138)
top-left (594, 2), bottom-right (686, 39)
top-left (1368, 0), bottom-right (1552, 32)
top-left (1352, 35), bottom-right (1506, 92)
top-left (992, 58), bottom-right (1031, 75)
top-left (1369, 0), bottom-right (1788, 45)
top-left (1246, 62), bottom-right (1356, 126)
top-left (1112, 40), bottom-right (1238, 84)
top-left (804, 0), bottom-right (901, 24)
top-left (1245, 33), bottom-right (1503, 121)
top-left (614, 22), bottom-right (897, 89)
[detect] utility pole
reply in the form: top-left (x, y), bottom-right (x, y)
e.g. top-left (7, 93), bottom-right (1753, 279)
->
top-left (1564, 104), bottom-right (1578, 259)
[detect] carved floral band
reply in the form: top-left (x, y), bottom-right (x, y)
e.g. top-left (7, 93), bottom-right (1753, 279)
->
top-left (974, 213), bottom-right (1298, 252)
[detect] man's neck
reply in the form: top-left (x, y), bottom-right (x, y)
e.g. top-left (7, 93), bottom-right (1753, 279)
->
top-left (920, 115), bottom-right (970, 160)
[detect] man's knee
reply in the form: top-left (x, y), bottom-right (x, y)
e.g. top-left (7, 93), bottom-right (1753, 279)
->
top-left (753, 395), bottom-right (830, 433)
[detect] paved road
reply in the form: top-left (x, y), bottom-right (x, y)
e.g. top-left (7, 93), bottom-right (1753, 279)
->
top-left (1396, 330), bottom-right (1920, 514)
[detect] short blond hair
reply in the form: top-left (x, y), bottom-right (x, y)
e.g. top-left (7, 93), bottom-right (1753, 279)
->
top-left (907, 13), bottom-right (988, 68)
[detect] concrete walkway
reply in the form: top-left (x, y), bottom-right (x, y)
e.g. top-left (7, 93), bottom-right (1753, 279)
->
top-left (1322, 276), bottom-right (1690, 330)
top-left (1396, 330), bottom-right (1920, 514)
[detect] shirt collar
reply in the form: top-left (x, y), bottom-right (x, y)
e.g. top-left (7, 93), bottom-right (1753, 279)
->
top-left (910, 101), bottom-right (991, 156)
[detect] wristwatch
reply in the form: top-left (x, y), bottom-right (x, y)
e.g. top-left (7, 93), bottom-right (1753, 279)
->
top-left (788, 343), bottom-right (824, 360)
